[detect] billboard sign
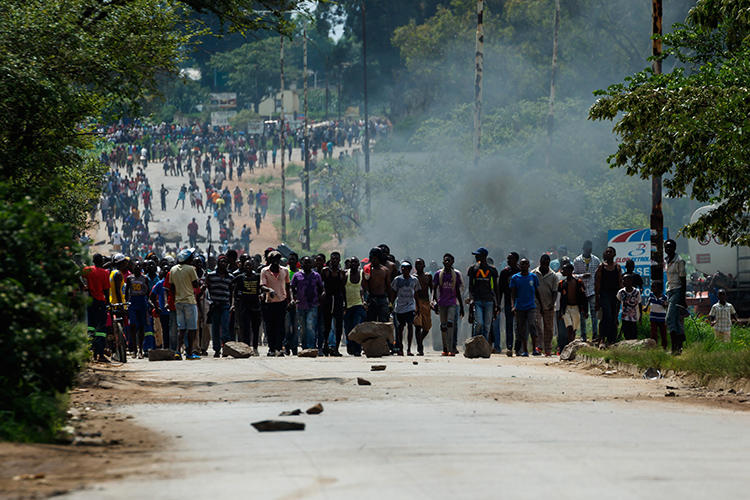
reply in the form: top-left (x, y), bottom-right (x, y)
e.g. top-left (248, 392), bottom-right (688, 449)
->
top-left (608, 228), bottom-right (668, 290)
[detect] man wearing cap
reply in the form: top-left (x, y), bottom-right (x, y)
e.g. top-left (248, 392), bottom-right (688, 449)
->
top-left (466, 247), bottom-right (499, 344)
top-left (260, 251), bottom-right (291, 356)
top-left (169, 248), bottom-right (201, 359)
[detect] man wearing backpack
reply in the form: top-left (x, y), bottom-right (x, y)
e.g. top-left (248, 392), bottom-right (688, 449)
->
top-left (432, 253), bottom-right (464, 356)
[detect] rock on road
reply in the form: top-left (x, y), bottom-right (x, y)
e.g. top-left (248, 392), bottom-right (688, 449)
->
top-left (61, 355), bottom-right (750, 500)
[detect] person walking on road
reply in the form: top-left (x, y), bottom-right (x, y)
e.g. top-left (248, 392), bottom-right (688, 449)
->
top-left (412, 258), bottom-right (432, 356)
top-left (169, 249), bottom-right (201, 360)
top-left (558, 262), bottom-right (587, 351)
top-left (533, 254), bottom-right (558, 356)
top-left (595, 246), bottom-right (622, 347)
top-left (433, 253), bottom-right (464, 356)
top-left (573, 240), bottom-right (601, 343)
top-left (510, 258), bottom-right (541, 357)
top-left (498, 252), bottom-right (520, 356)
top-left (206, 255), bottom-right (233, 357)
top-left (391, 261), bottom-right (420, 356)
top-left (205, 216), bottom-right (212, 244)
top-left (291, 256), bottom-right (324, 352)
top-left (160, 184), bottom-right (168, 211)
top-left (187, 218), bottom-right (199, 248)
top-left (260, 251), bottom-right (291, 356)
top-left (466, 247), bottom-right (499, 342)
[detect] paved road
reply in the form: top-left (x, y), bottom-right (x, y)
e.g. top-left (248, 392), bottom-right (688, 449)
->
top-left (63, 355), bottom-right (750, 500)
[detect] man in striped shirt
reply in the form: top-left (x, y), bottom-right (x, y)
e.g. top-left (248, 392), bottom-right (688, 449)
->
top-left (206, 255), bottom-right (234, 357)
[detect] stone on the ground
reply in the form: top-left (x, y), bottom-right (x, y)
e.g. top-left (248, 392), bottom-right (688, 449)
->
top-left (251, 420), bottom-right (305, 432)
top-left (464, 335), bottom-right (491, 359)
top-left (357, 377), bottom-right (371, 386)
top-left (348, 322), bottom-right (394, 345)
top-left (560, 339), bottom-right (590, 361)
top-left (298, 349), bottom-right (318, 358)
top-left (614, 338), bottom-right (657, 349)
top-left (222, 341), bottom-right (253, 358)
top-left (306, 403), bottom-right (324, 415)
top-left (643, 367), bottom-right (662, 380)
top-left (371, 365), bottom-right (386, 371)
top-left (279, 409), bottom-right (302, 416)
top-left (361, 337), bottom-right (392, 357)
top-left (148, 349), bottom-right (177, 361)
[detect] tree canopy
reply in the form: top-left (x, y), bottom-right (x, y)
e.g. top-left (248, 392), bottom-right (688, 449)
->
top-left (589, 0), bottom-right (750, 245)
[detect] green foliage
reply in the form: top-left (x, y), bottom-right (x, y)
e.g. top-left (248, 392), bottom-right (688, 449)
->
top-left (589, 1), bottom-right (750, 245)
top-left (229, 108), bottom-right (261, 131)
top-left (0, 194), bottom-right (89, 442)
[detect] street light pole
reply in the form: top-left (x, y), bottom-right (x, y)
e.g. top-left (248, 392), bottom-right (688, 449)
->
top-left (280, 35), bottom-right (287, 242)
top-left (361, 1), bottom-right (370, 217)
top-left (303, 28), bottom-right (311, 251)
top-left (473, 0), bottom-right (484, 169)
top-left (650, 0), bottom-right (664, 291)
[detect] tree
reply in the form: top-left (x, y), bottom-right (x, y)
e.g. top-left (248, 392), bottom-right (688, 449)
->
top-left (589, 0), bottom-right (750, 245)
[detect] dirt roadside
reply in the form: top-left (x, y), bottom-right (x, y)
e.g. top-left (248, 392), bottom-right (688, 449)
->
top-left (3, 355), bottom-right (749, 499)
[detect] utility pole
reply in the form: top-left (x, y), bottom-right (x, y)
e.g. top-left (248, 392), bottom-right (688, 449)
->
top-left (280, 36), bottom-right (287, 242)
top-left (650, 0), bottom-right (663, 291)
top-left (337, 70), bottom-right (342, 122)
top-left (362, 1), bottom-right (370, 217)
top-left (473, 0), bottom-right (484, 169)
top-left (325, 56), bottom-right (330, 121)
top-left (303, 28), bottom-right (311, 250)
top-left (545, 0), bottom-right (560, 169)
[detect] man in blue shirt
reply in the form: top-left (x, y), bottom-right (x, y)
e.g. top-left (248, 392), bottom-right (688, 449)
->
top-left (510, 258), bottom-right (541, 357)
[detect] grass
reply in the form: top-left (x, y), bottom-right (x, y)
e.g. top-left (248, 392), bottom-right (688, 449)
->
top-left (580, 315), bottom-right (750, 380)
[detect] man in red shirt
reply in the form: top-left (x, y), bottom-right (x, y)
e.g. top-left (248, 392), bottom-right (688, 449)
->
top-left (187, 218), bottom-right (199, 247)
top-left (83, 254), bottom-right (111, 362)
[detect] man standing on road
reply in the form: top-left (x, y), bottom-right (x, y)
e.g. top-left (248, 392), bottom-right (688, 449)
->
top-left (321, 251), bottom-right (347, 356)
top-left (498, 252), bottom-right (520, 356)
top-left (206, 255), bottom-right (234, 357)
top-left (362, 247), bottom-right (392, 323)
top-left (260, 251), bottom-right (291, 356)
top-left (433, 253), bottom-right (464, 356)
top-left (291, 256), bottom-right (324, 352)
top-left (533, 254), bottom-right (559, 356)
top-left (160, 184), bottom-right (168, 211)
top-left (255, 208), bottom-right (262, 234)
top-left (558, 262), bottom-right (587, 350)
top-left (187, 218), bottom-right (199, 248)
top-left (205, 216), bottom-right (212, 244)
top-left (391, 261), bottom-right (421, 356)
top-left (665, 239), bottom-right (687, 354)
top-left (573, 240), bottom-right (601, 343)
top-left (510, 258), bottom-right (541, 357)
top-left (412, 258), bottom-right (433, 356)
top-left (169, 249), bottom-right (201, 360)
top-left (344, 256), bottom-right (366, 356)
top-left (466, 247), bottom-right (499, 342)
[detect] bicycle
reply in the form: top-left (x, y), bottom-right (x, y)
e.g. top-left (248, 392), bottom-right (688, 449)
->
top-left (107, 303), bottom-right (129, 363)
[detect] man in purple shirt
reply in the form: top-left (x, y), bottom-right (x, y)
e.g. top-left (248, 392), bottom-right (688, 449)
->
top-left (432, 253), bottom-right (464, 356)
top-left (291, 256), bottom-right (325, 351)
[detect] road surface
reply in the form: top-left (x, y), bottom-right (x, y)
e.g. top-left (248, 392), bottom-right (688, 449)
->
top-left (60, 354), bottom-right (750, 500)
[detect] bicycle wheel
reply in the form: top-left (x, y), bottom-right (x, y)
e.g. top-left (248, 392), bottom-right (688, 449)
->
top-left (113, 322), bottom-right (127, 363)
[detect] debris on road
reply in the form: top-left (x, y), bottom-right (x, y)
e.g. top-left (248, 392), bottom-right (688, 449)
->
top-left (603, 370), bottom-right (617, 376)
top-left (413, 361), bottom-right (418, 365)
top-left (357, 377), bottom-right (371, 386)
top-left (148, 349), bottom-right (178, 361)
top-left (665, 391), bottom-right (677, 397)
top-left (643, 367), bottom-right (662, 380)
top-left (251, 420), bottom-right (305, 432)
top-left (464, 335), bottom-right (491, 358)
top-left (222, 341), bottom-right (253, 358)
top-left (306, 403), bottom-right (324, 414)
top-left (298, 349), bottom-right (318, 358)
top-left (371, 365), bottom-right (386, 371)
top-left (279, 409), bottom-right (302, 416)
top-left (13, 473), bottom-right (46, 481)
top-left (347, 322), bottom-right (394, 357)
top-left (560, 339), bottom-right (590, 361)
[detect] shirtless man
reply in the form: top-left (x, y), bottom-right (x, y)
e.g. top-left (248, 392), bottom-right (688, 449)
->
top-left (321, 251), bottom-right (347, 356)
top-left (412, 258), bottom-right (432, 356)
top-left (362, 247), bottom-right (392, 322)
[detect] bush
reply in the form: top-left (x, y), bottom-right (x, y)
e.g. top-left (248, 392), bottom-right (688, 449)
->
top-left (0, 195), bottom-right (89, 442)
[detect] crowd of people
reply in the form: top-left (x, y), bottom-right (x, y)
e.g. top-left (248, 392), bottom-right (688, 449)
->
top-left (82, 237), bottom-right (718, 363)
